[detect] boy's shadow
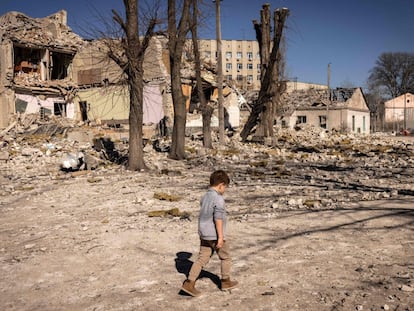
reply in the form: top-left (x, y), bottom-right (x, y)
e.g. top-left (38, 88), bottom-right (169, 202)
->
top-left (175, 251), bottom-right (220, 296)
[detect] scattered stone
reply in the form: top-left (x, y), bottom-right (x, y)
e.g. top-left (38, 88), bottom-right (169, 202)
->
top-left (153, 192), bottom-right (182, 202)
top-left (399, 284), bottom-right (413, 292)
top-left (147, 208), bottom-right (190, 219)
top-left (0, 151), bottom-right (9, 160)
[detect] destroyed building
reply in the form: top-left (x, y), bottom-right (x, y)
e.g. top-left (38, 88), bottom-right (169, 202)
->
top-left (0, 10), bottom-right (243, 137)
top-left (1, 10), bottom-right (370, 137)
top-left (0, 10), bottom-right (171, 132)
top-left (0, 10), bottom-right (83, 128)
top-left (71, 35), bottom-right (171, 133)
top-left (279, 85), bottom-right (371, 134)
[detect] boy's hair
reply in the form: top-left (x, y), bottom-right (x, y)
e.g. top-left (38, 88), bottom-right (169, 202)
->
top-left (210, 170), bottom-right (230, 186)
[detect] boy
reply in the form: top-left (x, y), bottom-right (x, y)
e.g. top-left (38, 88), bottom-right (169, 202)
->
top-left (181, 170), bottom-right (238, 297)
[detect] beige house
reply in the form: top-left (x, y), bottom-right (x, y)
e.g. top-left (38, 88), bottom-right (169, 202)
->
top-left (72, 37), bottom-right (170, 128)
top-left (384, 93), bottom-right (413, 130)
top-left (281, 86), bottom-right (370, 134)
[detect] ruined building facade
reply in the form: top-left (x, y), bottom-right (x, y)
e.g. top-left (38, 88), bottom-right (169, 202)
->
top-left (0, 10), bottom-right (172, 131)
top-left (0, 10), bottom-right (370, 135)
top-left (0, 10), bottom-right (83, 128)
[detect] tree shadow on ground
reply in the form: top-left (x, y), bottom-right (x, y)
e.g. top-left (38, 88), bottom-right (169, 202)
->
top-left (175, 251), bottom-right (221, 296)
top-left (233, 200), bottom-right (414, 262)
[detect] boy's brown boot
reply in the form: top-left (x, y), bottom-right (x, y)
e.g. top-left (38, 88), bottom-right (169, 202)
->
top-left (221, 278), bottom-right (238, 291)
top-left (181, 279), bottom-right (201, 297)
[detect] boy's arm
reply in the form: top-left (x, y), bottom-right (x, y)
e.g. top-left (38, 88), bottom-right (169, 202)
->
top-left (215, 219), bottom-right (224, 249)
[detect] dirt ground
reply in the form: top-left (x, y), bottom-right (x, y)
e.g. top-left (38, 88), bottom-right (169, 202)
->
top-left (0, 133), bottom-right (413, 311)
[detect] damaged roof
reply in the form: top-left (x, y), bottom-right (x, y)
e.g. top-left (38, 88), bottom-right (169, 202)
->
top-left (0, 10), bottom-right (83, 53)
top-left (279, 87), bottom-right (369, 116)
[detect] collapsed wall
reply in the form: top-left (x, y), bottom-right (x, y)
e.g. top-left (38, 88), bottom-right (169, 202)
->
top-left (0, 10), bottom-right (83, 128)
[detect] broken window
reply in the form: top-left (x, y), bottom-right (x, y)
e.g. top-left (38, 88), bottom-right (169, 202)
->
top-left (297, 115), bottom-right (307, 124)
top-left (319, 115), bottom-right (327, 128)
top-left (13, 46), bottom-right (42, 76)
top-left (79, 101), bottom-right (88, 121)
top-left (40, 107), bottom-right (52, 120)
top-left (54, 102), bottom-right (67, 117)
top-left (13, 45), bottom-right (74, 81)
top-left (50, 51), bottom-right (73, 80)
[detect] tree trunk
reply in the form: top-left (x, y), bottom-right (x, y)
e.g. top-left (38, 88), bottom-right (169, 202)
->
top-left (124, 0), bottom-right (146, 170)
top-left (240, 7), bottom-right (289, 142)
top-left (190, 0), bottom-right (213, 148)
top-left (109, 0), bottom-right (156, 170)
top-left (168, 0), bottom-right (191, 160)
top-left (128, 70), bottom-right (146, 171)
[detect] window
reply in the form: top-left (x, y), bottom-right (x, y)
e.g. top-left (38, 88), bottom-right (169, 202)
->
top-left (319, 115), bottom-right (327, 129)
top-left (226, 75), bottom-right (233, 81)
top-left (247, 52), bottom-right (253, 61)
top-left (297, 116), bottom-right (307, 124)
top-left (54, 102), bottom-right (67, 117)
top-left (225, 51), bottom-right (232, 59)
top-left (237, 75), bottom-right (243, 81)
top-left (363, 116), bottom-right (366, 132)
top-left (247, 75), bottom-right (253, 83)
top-left (13, 46), bottom-right (74, 81)
top-left (352, 115), bottom-right (355, 131)
top-left (256, 52), bottom-right (260, 59)
top-left (247, 63), bottom-right (253, 70)
top-left (226, 63), bottom-right (232, 71)
top-left (237, 63), bottom-right (243, 71)
top-left (236, 51), bottom-right (242, 60)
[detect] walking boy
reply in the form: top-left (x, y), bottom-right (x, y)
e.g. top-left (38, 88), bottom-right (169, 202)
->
top-left (181, 170), bottom-right (238, 297)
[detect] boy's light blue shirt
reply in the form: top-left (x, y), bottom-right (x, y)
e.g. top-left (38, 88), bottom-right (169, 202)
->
top-left (198, 188), bottom-right (227, 240)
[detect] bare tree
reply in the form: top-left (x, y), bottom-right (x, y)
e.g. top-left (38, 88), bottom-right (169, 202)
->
top-left (368, 52), bottom-right (414, 98)
top-left (107, 0), bottom-right (157, 171)
top-left (240, 7), bottom-right (289, 142)
top-left (167, 0), bottom-right (191, 160)
top-left (190, 0), bottom-right (214, 148)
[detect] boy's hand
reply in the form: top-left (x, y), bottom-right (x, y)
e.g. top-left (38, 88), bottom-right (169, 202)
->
top-left (215, 219), bottom-right (224, 249)
top-left (216, 237), bottom-right (224, 249)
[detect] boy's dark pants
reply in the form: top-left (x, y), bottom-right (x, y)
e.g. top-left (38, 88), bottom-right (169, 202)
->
top-left (188, 239), bottom-right (231, 281)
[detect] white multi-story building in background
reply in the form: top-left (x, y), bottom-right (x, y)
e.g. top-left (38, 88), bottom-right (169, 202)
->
top-left (198, 39), bottom-right (262, 91)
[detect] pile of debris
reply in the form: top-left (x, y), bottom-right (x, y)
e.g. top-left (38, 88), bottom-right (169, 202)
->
top-left (1, 115), bottom-right (413, 210)
top-left (0, 10), bottom-right (83, 51)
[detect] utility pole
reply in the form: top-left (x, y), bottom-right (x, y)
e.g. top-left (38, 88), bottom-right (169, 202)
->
top-left (327, 63), bottom-right (331, 130)
top-left (404, 92), bottom-right (407, 131)
top-left (214, 0), bottom-right (224, 142)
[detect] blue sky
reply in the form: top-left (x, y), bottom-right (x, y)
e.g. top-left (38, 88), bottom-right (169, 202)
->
top-left (1, 0), bottom-right (413, 90)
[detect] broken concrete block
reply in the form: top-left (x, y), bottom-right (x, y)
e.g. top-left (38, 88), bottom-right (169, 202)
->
top-left (0, 151), bottom-right (9, 160)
